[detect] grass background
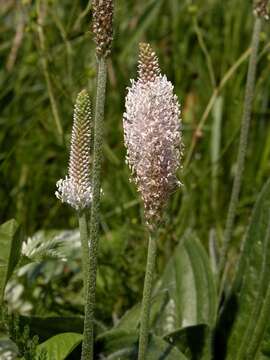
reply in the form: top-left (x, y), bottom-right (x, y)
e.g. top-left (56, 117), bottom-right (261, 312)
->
top-left (1, 0), bottom-right (270, 323)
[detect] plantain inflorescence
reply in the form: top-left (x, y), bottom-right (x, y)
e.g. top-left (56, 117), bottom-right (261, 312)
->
top-left (254, 0), bottom-right (269, 19)
top-left (92, 0), bottom-right (114, 58)
top-left (56, 90), bottom-right (92, 210)
top-left (123, 43), bottom-right (183, 227)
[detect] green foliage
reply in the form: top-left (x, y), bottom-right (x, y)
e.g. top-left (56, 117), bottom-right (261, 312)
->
top-left (217, 179), bottom-right (270, 360)
top-left (0, 219), bottom-right (21, 303)
top-left (7, 314), bottom-right (46, 360)
top-left (19, 316), bottom-right (84, 342)
top-left (97, 329), bottom-right (188, 359)
top-left (101, 234), bottom-right (216, 358)
top-left (1, 0), bottom-right (270, 359)
top-left (154, 232), bottom-right (217, 333)
top-left (36, 333), bottom-right (82, 360)
top-left (163, 324), bottom-right (211, 360)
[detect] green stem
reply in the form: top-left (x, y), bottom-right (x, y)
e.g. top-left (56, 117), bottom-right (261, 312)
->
top-left (81, 57), bottom-right (107, 360)
top-left (78, 211), bottom-right (90, 300)
top-left (36, 0), bottom-right (63, 143)
top-left (138, 230), bottom-right (158, 360)
top-left (78, 211), bottom-right (91, 358)
top-left (193, 17), bottom-right (216, 89)
top-left (218, 17), bottom-right (261, 286)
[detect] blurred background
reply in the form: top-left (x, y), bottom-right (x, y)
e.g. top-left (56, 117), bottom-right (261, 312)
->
top-left (1, 0), bottom-right (270, 325)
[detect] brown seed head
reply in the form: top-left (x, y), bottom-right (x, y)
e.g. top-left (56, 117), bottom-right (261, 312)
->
top-left (138, 43), bottom-right (161, 83)
top-left (92, 0), bottom-right (114, 58)
top-left (254, 0), bottom-right (269, 19)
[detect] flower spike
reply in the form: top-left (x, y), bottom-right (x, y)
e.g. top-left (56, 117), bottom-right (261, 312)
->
top-left (123, 43), bottom-right (183, 226)
top-left (56, 90), bottom-right (92, 210)
top-left (92, 0), bottom-right (114, 58)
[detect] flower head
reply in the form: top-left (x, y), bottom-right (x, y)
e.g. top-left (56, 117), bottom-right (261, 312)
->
top-left (254, 0), bottom-right (269, 19)
top-left (123, 43), bottom-right (182, 225)
top-left (56, 90), bottom-right (92, 210)
top-left (92, 0), bottom-right (114, 58)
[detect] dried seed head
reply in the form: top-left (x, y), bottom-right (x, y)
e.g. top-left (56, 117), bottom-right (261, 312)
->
top-left (254, 0), bottom-right (269, 19)
top-left (138, 43), bottom-right (161, 83)
top-left (123, 44), bottom-right (182, 226)
top-left (56, 90), bottom-right (92, 210)
top-left (92, 0), bottom-right (114, 58)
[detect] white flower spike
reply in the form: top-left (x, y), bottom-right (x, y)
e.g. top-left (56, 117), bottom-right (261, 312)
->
top-left (123, 43), bottom-right (183, 225)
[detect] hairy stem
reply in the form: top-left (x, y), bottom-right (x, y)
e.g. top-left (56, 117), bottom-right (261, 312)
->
top-left (138, 230), bottom-right (157, 360)
top-left (218, 17), bottom-right (262, 285)
top-left (81, 57), bottom-right (107, 360)
top-left (78, 211), bottom-right (90, 300)
top-left (78, 211), bottom-right (91, 358)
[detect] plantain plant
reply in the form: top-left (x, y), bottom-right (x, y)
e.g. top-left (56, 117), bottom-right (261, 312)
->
top-left (1, 1), bottom-right (270, 360)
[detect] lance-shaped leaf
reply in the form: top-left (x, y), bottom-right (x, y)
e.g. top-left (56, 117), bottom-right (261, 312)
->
top-left (0, 219), bottom-right (21, 304)
top-left (163, 324), bottom-right (211, 360)
top-left (96, 328), bottom-right (188, 359)
top-left (154, 232), bottom-right (217, 335)
top-left (218, 179), bottom-right (270, 360)
top-left (36, 332), bottom-right (83, 359)
top-left (115, 232), bottom-right (217, 353)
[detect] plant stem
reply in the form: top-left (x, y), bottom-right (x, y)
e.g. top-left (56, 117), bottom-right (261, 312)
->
top-left (36, 0), bottom-right (63, 143)
top-left (193, 17), bottom-right (216, 89)
top-left (184, 47), bottom-right (251, 170)
top-left (78, 211), bottom-right (91, 358)
top-left (81, 57), bottom-right (107, 360)
top-left (138, 230), bottom-right (158, 360)
top-left (78, 211), bottom-right (90, 300)
top-left (218, 17), bottom-right (261, 284)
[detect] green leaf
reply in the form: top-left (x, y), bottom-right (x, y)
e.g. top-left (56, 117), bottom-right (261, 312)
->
top-left (0, 219), bottom-right (21, 303)
top-left (146, 335), bottom-right (188, 360)
top-left (36, 332), bottom-right (83, 359)
top-left (163, 324), bottom-right (211, 360)
top-left (114, 234), bottom-right (215, 359)
top-left (154, 232), bottom-right (217, 335)
top-left (116, 291), bottom-right (169, 332)
top-left (96, 328), bottom-right (138, 358)
top-left (219, 179), bottom-right (270, 360)
top-left (96, 328), bottom-right (188, 359)
top-left (258, 322), bottom-right (270, 359)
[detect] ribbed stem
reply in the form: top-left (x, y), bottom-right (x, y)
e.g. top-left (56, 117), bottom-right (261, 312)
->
top-left (138, 230), bottom-right (157, 360)
top-left (81, 57), bottom-right (107, 360)
top-left (78, 211), bottom-right (92, 358)
top-left (78, 211), bottom-right (90, 299)
top-left (218, 17), bottom-right (261, 285)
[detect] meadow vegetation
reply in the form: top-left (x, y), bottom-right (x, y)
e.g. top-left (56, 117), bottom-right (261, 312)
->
top-left (1, 0), bottom-right (270, 359)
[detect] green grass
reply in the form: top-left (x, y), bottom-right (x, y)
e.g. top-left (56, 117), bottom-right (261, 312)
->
top-left (1, 0), bottom-right (270, 322)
